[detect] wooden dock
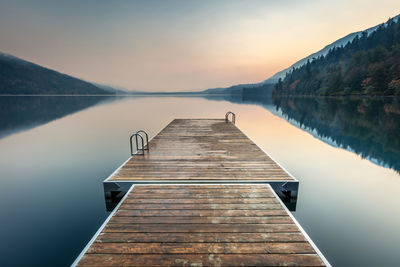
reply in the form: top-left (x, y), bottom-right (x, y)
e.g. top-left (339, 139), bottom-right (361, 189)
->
top-left (104, 119), bottom-right (299, 203)
top-left (73, 116), bottom-right (329, 266)
top-left (74, 184), bottom-right (328, 266)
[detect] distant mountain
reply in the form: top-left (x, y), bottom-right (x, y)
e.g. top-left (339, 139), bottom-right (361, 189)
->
top-left (0, 52), bottom-right (113, 95)
top-left (263, 14), bottom-right (400, 84)
top-left (93, 83), bottom-right (129, 95)
top-left (203, 83), bottom-right (274, 96)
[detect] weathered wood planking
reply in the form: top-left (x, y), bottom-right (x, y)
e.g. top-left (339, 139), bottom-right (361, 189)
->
top-left (76, 185), bottom-right (326, 266)
top-left (108, 119), bottom-right (295, 182)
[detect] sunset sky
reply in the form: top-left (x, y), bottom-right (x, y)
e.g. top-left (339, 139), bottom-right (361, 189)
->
top-left (1, 0), bottom-right (399, 91)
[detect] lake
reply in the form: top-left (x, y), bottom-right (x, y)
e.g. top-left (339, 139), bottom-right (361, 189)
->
top-left (0, 95), bottom-right (399, 266)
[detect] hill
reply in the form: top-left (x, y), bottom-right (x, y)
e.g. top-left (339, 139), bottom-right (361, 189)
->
top-left (274, 17), bottom-right (400, 96)
top-left (0, 52), bottom-right (112, 95)
top-left (264, 14), bottom-right (400, 85)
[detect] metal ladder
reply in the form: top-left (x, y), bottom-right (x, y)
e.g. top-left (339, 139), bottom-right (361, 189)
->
top-left (129, 130), bottom-right (149, 156)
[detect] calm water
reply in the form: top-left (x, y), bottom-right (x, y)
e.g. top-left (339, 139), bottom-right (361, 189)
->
top-left (0, 95), bottom-right (399, 266)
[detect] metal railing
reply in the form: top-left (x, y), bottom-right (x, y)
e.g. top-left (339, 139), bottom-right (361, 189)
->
top-left (129, 130), bottom-right (149, 155)
top-left (225, 111), bottom-right (236, 124)
top-left (136, 130), bottom-right (149, 151)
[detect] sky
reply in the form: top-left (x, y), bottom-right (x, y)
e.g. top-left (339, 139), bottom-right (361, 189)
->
top-left (0, 0), bottom-right (399, 91)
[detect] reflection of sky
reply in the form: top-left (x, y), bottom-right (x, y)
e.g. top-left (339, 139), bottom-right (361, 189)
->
top-left (0, 97), bottom-right (399, 266)
top-left (1, 1), bottom-right (399, 91)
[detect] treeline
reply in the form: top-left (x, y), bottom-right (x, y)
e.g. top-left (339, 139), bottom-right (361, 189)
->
top-left (204, 83), bottom-right (274, 96)
top-left (274, 17), bottom-right (400, 96)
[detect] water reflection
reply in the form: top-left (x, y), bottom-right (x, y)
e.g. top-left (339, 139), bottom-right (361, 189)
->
top-left (0, 96), bottom-right (111, 139)
top-left (272, 96), bottom-right (400, 172)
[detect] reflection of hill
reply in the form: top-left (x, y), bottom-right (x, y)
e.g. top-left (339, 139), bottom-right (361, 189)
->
top-left (0, 96), bottom-right (111, 138)
top-left (273, 96), bottom-right (400, 172)
top-left (203, 85), bottom-right (274, 107)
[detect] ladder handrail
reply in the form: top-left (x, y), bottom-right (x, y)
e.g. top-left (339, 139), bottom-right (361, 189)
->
top-left (136, 130), bottom-right (149, 151)
top-left (225, 111), bottom-right (236, 124)
top-left (129, 133), bottom-right (145, 155)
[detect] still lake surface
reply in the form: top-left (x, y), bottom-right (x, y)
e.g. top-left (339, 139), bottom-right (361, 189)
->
top-left (0, 95), bottom-right (399, 266)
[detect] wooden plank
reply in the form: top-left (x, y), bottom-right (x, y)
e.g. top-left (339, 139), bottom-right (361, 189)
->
top-left (109, 216), bottom-right (293, 224)
top-left (87, 242), bottom-right (315, 254)
top-left (78, 254), bottom-right (324, 266)
top-left (118, 203), bottom-right (283, 210)
top-left (130, 188), bottom-right (275, 194)
top-left (102, 223), bottom-right (300, 233)
top-left (115, 209), bottom-right (288, 217)
top-left (115, 176), bottom-right (289, 180)
top-left (127, 193), bottom-right (276, 199)
top-left (124, 198), bottom-right (279, 204)
top-left (95, 232), bottom-right (307, 243)
top-left (131, 185), bottom-right (273, 188)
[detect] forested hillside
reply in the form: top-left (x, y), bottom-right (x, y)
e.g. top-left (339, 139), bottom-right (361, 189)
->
top-left (0, 53), bottom-right (111, 95)
top-left (274, 17), bottom-right (400, 96)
